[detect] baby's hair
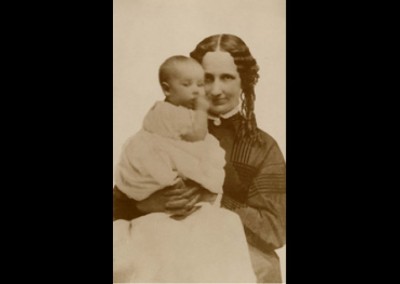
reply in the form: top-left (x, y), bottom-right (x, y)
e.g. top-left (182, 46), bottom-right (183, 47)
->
top-left (158, 55), bottom-right (201, 86)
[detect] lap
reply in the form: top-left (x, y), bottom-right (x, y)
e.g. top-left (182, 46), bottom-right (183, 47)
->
top-left (113, 205), bottom-right (256, 283)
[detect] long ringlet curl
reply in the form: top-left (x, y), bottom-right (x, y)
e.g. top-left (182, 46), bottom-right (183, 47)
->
top-left (190, 34), bottom-right (265, 145)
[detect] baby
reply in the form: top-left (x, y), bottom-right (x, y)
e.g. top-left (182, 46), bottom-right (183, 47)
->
top-left (113, 56), bottom-right (256, 283)
top-left (114, 55), bottom-right (225, 210)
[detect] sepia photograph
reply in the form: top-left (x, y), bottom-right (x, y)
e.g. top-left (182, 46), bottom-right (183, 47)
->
top-left (113, 0), bottom-right (286, 283)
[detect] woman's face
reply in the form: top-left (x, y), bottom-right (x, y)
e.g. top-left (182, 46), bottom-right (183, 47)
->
top-left (201, 51), bottom-right (242, 115)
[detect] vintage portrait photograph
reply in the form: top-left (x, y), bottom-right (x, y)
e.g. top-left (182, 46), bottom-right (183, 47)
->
top-left (113, 0), bottom-right (286, 283)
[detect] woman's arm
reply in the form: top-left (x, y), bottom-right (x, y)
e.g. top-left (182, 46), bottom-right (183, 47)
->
top-left (113, 186), bottom-right (146, 220)
top-left (113, 180), bottom-right (210, 220)
top-left (221, 142), bottom-right (286, 253)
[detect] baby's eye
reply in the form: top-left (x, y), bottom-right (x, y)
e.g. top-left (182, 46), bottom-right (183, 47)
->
top-left (181, 82), bottom-right (191, 87)
top-left (197, 82), bottom-right (204, 87)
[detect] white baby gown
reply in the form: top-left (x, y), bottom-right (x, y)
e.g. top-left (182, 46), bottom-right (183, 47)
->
top-left (114, 101), bottom-right (226, 200)
top-left (113, 203), bottom-right (256, 283)
top-left (113, 101), bottom-right (256, 283)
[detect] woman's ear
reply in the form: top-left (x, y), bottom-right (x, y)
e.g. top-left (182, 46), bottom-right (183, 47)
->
top-left (161, 82), bottom-right (170, 96)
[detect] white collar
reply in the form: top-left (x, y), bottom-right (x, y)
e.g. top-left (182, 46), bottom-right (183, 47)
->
top-left (208, 104), bottom-right (241, 120)
top-left (208, 104), bottom-right (241, 126)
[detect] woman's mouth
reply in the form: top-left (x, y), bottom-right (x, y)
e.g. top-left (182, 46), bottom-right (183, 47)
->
top-left (212, 98), bottom-right (227, 105)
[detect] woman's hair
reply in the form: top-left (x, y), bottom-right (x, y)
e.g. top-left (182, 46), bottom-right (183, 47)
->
top-left (190, 34), bottom-right (264, 145)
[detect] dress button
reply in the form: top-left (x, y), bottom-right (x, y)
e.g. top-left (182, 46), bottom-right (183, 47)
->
top-left (213, 118), bottom-right (221, 126)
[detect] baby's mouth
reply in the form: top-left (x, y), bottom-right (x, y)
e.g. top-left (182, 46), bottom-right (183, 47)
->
top-left (185, 100), bottom-right (196, 109)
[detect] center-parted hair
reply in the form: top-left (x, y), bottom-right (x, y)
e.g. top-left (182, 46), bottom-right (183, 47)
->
top-left (190, 34), bottom-right (264, 145)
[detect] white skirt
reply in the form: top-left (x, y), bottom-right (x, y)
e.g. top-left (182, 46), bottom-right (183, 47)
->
top-left (113, 203), bottom-right (256, 283)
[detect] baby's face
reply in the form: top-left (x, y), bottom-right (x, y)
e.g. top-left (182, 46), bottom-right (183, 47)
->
top-left (166, 62), bottom-right (205, 109)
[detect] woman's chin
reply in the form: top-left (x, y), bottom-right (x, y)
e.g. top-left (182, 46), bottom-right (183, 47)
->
top-left (209, 105), bottom-right (230, 116)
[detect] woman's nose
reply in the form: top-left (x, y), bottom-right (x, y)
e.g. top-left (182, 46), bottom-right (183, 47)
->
top-left (209, 81), bottom-right (222, 96)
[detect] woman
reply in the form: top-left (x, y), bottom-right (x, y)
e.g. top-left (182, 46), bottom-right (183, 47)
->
top-left (113, 34), bottom-right (286, 283)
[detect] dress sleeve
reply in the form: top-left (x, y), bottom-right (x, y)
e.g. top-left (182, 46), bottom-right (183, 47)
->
top-left (221, 141), bottom-right (286, 253)
top-left (143, 102), bottom-right (194, 139)
top-left (113, 185), bottom-right (146, 221)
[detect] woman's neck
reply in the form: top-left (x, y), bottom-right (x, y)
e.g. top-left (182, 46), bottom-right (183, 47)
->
top-left (209, 104), bottom-right (241, 120)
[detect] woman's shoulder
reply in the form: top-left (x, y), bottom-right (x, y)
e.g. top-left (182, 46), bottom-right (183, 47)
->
top-left (255, 128), bottom-right (285, 165)
top-left (251, 128), bottom-right (283, 158)
top-left (232, 114), bottom-right (278, 149)
top-left (256, 128), bottom-right (279, 149)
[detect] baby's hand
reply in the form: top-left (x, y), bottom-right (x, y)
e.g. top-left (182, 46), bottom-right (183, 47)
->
top-left (195, 95), bottom-right (210, 111)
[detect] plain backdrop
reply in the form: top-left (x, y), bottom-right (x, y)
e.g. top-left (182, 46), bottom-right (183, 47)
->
top-left (113, 0), bottom-right (286, 282)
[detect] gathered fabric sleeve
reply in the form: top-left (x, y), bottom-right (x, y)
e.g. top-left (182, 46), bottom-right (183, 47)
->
top-left (221, 141), bottom-right (286, 253)
top-left (143, 101), bottom-right (194, 139)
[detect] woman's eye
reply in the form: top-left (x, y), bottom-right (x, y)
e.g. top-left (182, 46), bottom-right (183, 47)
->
top-left (204, 75), bottom-right (213, 83)
top-left (221, 75), bottom-right (234, 80)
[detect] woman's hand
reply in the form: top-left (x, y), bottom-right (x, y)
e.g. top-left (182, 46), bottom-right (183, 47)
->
top-left (166, 183), bottom-right (218, 218)
top-left (198, 189), bottom-right (218, 204)
top-left (135, 187), bottom-right (177, 214)
top-left (135, 180), bottom-right (204, 217)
